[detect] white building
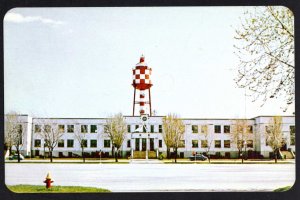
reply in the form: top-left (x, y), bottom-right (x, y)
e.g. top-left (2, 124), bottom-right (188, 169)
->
top-left (7, 115), bottom-right (295, 159)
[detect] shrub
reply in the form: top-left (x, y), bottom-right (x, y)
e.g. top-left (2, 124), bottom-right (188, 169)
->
top-left (158, 154), bottom-right (164, 160)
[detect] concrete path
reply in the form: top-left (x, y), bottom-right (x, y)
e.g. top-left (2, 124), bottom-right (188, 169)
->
top-left (130, 159), bottom-right (164, 164)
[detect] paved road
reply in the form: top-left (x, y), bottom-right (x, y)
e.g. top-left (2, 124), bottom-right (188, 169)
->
top-left (5, 163), bottom-right (295, 192)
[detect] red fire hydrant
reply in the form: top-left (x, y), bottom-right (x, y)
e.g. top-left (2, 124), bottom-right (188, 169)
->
top-left (44, 172), bottom-right (54, 189)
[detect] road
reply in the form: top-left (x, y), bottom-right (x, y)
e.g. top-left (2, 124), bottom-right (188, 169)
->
top-left (5, 163), bottom-right (295, 192)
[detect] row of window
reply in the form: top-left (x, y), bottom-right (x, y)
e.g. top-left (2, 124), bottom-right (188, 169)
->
top-left (35, 136), bottom-right (297, 149)
top-left (265, 125), bottom-right (295, 146)
top-left (290, 125), bottom-right (295, 145)
top-left (35, 124), bottom-right (98, 133)
top-left (34, 124), bottom-right (295, 135)
top-left (34, 139), bottom-right (112, 148)
top-left (35, 124), bottom-right (164, 134)
top-left (191, 125), bottom-right (253, 134)
top-left (127, 125), bottom-right (163, 133)
top-left (190, 139), bottom-right (253, 148)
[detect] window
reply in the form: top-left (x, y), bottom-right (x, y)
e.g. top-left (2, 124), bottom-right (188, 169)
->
top-left (214, 125), bottom-right (221, 133)
top-left (17, 124), bottom-right (22, 133)
top-left (247, 140), bottom-right (253, 148)
top-left (159, 140), bottom-right (162, 148)
top-left (237, 140), bottom-right (244, 148)
top-left (159, 125), bottom-right (163, 133)
top-left (290, 125), bottom-right (295, 133)
top-left (192, 140), bottom-right (198, 148)
top-left (67, 125), bottom-right (74, 133)
top-left (179, 140), bottom-right (185, 148)
top-left (90, 125), bottom-right (97, 133)
top-left (150, 125), bottom-right (154, 133)
top-left (58, 139), bottom-right (64, 147)
top-left (192, 125), bottom-right (198, 133)
top-left (81, 125), bottom-right (88, 133)
top-left (104, 140), bottom-right (111, 148)
top-left (17, 124), bottom-right (23, 144)
top-left (135, 125), bottom-right (140, 132)
top-left (127, 125), bottom-right (131, 133)
top-left (127, 140), bottom-right (131, 148)
top-left (35, 125), bottom-right (41, 133)
top-left (224, 140), bottom-right (231, 148)
top-left (201, 125), bottom-right (208, 134)
top-left (67, 139), bottom-right (74, 148)
top-left (45, 125), bottom-right (51, 133)
top-left (224, 125), bottom-right (230, 133)
top-left (290, 125), bottom-right (295, 145)
top-left (90, 140), bottom-right (97, 148)
top-left (34, 139), bottom-right (41, 147)
top-left (81, 140), bottom-right (88, 148)
top-left (215, 140), bottom-right (221, 148)
top-left (201, 140), bottom-right (208, 148)
top-left (44, 139), bottom-right (49, 147)
top-left (58, 125), bottom-right (65, 133)
top-left (247, 125), bottom-right (253, 133)
top-left (143, 125), bottom-right (147, 133)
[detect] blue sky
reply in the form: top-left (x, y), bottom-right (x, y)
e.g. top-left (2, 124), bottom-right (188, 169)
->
top-left (4, 7), bottom-right (295, 118)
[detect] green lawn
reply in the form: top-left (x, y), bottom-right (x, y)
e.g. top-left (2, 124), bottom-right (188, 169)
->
top-left (7, 185), bottom-right (111, 193)
top-left (273, 186), bottom-right (292, 192)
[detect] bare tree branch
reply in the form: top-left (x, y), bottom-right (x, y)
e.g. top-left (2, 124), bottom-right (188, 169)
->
top-left (162, 113), bottom-right (185, 162)
top-left (234, 6), bottom-right (294, 112)
top-left (105, 113), bottom-right (127, 162)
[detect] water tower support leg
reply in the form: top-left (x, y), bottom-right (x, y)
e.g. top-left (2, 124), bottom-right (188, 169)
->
top-left (133, 88), bottom-right (136, 116)
top-left (149, 88), bottom-right (152, 116)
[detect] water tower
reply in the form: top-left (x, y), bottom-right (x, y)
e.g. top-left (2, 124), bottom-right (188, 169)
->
top-left (132, 55), bottom-right (153, 116)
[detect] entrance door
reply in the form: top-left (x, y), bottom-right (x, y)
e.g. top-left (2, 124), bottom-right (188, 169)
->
top-left (135, 138), bottom-right (140, 151)
top-left (280, 138), bottom-right (287, 151)
top-left (280, 143), bottom-right (287, 151)
top-left (142, 138), bottom-right (146, 151)
top-left (150, 138), bottom-right (154, 151)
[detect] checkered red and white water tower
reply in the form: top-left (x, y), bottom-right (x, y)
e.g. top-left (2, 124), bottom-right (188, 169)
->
top-left (132, 55), bottom-right (153, 116)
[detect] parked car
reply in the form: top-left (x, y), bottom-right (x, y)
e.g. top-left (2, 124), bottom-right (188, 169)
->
top-left (9, 154), bottom-right (24, 160)
top-left (189, 154), bottom-right (208, 161)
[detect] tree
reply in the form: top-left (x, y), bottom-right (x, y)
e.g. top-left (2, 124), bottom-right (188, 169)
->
top-left (162, 113), bottom-right (185, 163)
top-left (201, 125), bottom-right (213, 163)
top-left (105, 113), bottom-right (127, 162)
top-left (38, 122), bottom-right (64, 162)
top-left (74, 124), bottom-right (88, 163)
top-left (5, 112), bottom-right (23, 163)
top-left (266, 116), bottom-right (283, 163)
top-left (234, 6), bottom-right (294, 111)
top-left (5, 113), bottom-right (17, 156)
top-left (231, 119), bottom-right (251, 163)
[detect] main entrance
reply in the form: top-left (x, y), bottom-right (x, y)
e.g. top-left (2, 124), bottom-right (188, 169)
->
top-left (133, 138), bottom-right (156, 159)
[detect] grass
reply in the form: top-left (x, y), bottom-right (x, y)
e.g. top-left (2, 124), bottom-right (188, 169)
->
top-left (6, 184), bottom-right (111, 193)
top-left (273, 186), bottom-right (292, 192)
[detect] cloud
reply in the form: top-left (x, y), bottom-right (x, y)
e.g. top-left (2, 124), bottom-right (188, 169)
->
top-left (4, 12), bottom-right (64, 26)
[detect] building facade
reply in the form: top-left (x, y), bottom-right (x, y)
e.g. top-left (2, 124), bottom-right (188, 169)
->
top-left (7, 115), bottom-right (295, 159)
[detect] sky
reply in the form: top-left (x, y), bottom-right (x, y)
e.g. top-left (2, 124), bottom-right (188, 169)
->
top-left (4, 7), bottom-right (295, 118)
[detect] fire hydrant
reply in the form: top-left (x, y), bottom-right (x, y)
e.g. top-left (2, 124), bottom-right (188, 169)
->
top-left (44, 172), bottom-right (54, 189)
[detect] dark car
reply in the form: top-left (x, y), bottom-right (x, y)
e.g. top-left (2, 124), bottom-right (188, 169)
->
top-left (189, 154), bottom-right (208, 161)
top-left (8, 154), bottom-right (24, 160)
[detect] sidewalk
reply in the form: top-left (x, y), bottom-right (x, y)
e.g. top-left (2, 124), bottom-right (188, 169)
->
top-left (130, 159), bottom-right (164, 164)
top-left (5, 158), bottom-right (130, 164)
top-left (5, 158), bottom-right (295, 164)
top-left (163, 158), bottom-right (295, 164)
